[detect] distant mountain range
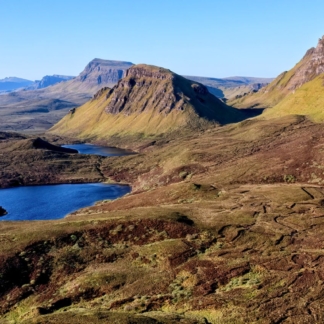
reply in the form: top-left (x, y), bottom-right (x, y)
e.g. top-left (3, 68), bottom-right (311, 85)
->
top-left (0, 75), bottom-right (76, 93)
top-left (0, 58), bottom-right (271, 132)
top-left (27, 75), bottom-right (75, 90)
top-left (0, 77), bottom-right (34, 92)
top-left (0, 59), bottom-right (134, 132)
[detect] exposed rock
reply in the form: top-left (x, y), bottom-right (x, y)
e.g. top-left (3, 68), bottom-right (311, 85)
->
top-left (229, 35), bottom-right (324, 109)
top-left (75, 59), bottom-right (133, 90)
top-left (0, 206), bottom-right (7, 216)
top-left (0, 59), bottom-right (134, 133)
top-left (287, 35), bottom-right (324, 90)
top-left (103, 64), bottom-right (241, 119)
top-left (51, 64), bottom-right (249, 139)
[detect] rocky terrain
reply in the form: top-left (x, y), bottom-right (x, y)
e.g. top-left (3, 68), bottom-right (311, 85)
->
top-left (50, 64), bottom-right (259, 142)
top-left (0, 59), bottom-right (134, 133)
top-left (0, 59), bottom-right (271, 133)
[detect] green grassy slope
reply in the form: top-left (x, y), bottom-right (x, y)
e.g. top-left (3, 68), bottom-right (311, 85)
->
top-left (262, 74), bottom-right (324, 122)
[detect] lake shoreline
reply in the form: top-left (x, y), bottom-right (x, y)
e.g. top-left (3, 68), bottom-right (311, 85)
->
top-left (0, 182), bottom-right (131, 222)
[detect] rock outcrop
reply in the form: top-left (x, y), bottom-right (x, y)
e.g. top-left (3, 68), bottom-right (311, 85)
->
top-left (50, 64), bottom-right (246, 140)
top-left (229, 35), bottom-right (324, 109)
top-left (71, 59), bottom-right (134, 92)
top-left (0, 59), bottom-right (134, 132)
top-left (0, 206), bottom-right (7, 216)
top-left (287, 36), bottom-right (324, 90)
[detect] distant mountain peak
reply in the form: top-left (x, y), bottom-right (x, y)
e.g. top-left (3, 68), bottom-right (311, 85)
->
top-left (75, 59), bottom-right (134, 88)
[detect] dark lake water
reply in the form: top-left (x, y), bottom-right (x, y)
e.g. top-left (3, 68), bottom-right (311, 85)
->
top-left (62, 144), bottom-right (134, 157)
top-left (0, 183), bottom-right (131, 221)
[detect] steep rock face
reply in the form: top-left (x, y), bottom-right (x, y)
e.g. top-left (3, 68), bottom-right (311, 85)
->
top-left (285, 36), bottom-right (324, 90)
top-left (0, 59), bottom-right (134, 132)
top-left (229, 35), bottom-right (324, 109)
top-left (73, 59), bottom-right (134, 91)
top-left (104, 65), bottom-right (240, 121)
top-left (50, 64), bottom-right (246, 140)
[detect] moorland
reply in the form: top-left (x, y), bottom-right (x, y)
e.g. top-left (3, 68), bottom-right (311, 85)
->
top-left (1, 37), bottom-right (324, 324)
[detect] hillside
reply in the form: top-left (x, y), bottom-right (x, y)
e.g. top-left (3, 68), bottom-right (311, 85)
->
top-left (50, 64), bottom-right (247, 141)
top-left (4, 115), bottom-right (324, 323)
top-left (229, 36), bottom-right (324, 110)
top-left (0, 59), bottom-right (134, 132)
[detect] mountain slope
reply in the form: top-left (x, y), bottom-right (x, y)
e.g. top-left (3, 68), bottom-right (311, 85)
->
top-left (262, 74), bottom-right (324, 121)
top-left (0, 59), bottom-right (134, 132)
top-left (229, 36), bottom-right (324, 109)
top-left (50, 64), bottom-right (246, 140)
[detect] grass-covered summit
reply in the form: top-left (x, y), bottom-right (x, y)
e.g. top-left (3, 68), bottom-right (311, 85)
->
top-left (50, 64), bottom-right (246, 140)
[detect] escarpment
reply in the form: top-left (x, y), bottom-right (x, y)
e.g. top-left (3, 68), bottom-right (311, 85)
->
top-left (50, 64), bottom-right (246, 141)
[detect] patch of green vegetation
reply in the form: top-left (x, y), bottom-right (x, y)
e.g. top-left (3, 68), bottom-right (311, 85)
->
top-left (283, 174), bottom-right (296, 183)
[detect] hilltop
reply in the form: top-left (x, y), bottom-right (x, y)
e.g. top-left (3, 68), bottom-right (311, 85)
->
top-left (50, 64), bottom-right (248, 143)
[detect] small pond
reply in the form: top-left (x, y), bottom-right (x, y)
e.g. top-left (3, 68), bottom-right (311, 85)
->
top-left (0, 183), bottom-right (130, 221)
top-left (62, 143), bottom-right (134, 157)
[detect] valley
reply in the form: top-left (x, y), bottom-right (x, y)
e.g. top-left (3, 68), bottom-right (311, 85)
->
top-left (2, 34), bottom-right (324, 323)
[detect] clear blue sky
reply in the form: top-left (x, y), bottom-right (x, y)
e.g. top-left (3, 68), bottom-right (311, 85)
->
top-left (1, 0), bottom-right (324, 80)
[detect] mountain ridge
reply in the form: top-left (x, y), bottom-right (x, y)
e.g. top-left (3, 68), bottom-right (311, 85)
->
top-left (50, 64), bottom-right (247, 141)
top-left (229, 36), bottom-right (324, 110)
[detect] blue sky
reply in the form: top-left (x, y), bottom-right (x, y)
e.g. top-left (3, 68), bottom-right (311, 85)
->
top-left (1, 0), bottom-right (324, 80)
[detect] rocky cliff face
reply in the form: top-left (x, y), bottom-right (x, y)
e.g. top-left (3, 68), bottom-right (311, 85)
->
top-left (229, 35), bottom-right (324, 109)
top-left (104, 65), bottom-right (235, 120)
top-left (74, 59), bottom-right (133, 90)
top-left (51, 64), bottom-right (247, 140)
top-left (286, 36), bottom-right (324, 90)
top-left (0, 59), bottom-right (134, 132)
